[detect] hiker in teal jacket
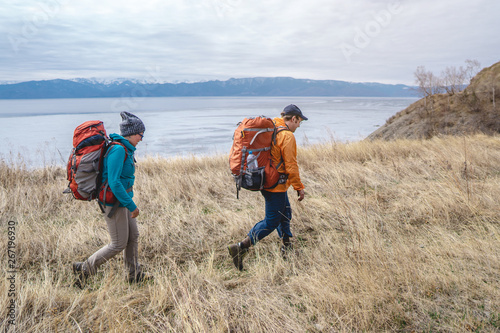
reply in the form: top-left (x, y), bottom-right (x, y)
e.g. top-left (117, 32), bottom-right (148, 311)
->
top-left (72, 112), bottom-right (151, 286)
top-left (102, 132), bottom-right (138, 213)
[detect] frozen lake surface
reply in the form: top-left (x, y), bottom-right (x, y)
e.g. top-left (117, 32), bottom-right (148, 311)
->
top-left (0, 96), bottom-right (417, 167)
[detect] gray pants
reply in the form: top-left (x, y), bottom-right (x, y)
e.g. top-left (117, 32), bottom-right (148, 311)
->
top-left (84, 206), bottom-right (140, 277)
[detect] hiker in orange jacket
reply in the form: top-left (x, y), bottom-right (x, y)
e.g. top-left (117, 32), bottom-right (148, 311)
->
top-left (228, 104), bottom-right (307, 270)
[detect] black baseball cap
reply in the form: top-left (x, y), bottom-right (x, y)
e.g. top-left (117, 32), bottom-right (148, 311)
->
top-left (283, 104), bottom-right (308, 121)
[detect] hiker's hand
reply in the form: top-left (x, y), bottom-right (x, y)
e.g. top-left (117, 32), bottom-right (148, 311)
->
top-left (131, 208), bottom-right (140, 218)
top-left (297, 189), bottom-right (305, 202)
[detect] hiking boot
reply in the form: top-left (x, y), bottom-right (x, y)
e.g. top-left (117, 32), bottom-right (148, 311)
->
top-left (72, 262), bottom-right (89, 289)
top-left (128, 271), bottom-right (154, 284)
top-left (228, 243), bottom-right (248, 271)
top-left (281, 243), bottom-right (294, 260)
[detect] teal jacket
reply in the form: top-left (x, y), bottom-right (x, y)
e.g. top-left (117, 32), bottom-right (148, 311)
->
top-left (100, 133), bottom-right (137, 212)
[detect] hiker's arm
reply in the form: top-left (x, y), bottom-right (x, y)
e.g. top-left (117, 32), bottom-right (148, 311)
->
top-left (106, 146), bottom-right (137, 212)
top-left (281, 134), bottom-right (305, 192)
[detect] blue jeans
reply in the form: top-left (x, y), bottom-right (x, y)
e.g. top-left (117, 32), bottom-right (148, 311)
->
top-left (248, 190), bottom-right (293, 245)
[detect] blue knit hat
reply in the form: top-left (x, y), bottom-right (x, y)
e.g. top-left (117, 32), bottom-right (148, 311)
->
top-left (120, 112), bottom-right (145, 137)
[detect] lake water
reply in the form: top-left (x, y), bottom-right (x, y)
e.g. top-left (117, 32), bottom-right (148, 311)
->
top-left (0, 96), bottom-right (417, 167)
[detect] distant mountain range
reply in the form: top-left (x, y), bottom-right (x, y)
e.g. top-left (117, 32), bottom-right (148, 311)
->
top-left (0, 77), bottom-right (416, 99)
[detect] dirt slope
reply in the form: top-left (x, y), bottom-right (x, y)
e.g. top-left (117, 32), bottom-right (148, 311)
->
top-left (368, 61), bottom-right (500, 140)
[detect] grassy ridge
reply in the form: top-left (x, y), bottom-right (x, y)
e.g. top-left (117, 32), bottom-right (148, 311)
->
top-left (1, 135), bottom-right (499, 332)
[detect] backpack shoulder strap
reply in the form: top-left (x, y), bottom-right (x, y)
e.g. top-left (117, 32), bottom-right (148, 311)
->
top-left (272, 126), bottom-right (291, 170)
top-left (272, 125), bottom-right (291, 144)
top-left (101, 141), bottom-right (129, 191)
top-left (271, 125), bottom-right (289, 144)
top-left (276, 125), bottom-right (290, 133)
top-left (104, 141), bottom-right (128, 160)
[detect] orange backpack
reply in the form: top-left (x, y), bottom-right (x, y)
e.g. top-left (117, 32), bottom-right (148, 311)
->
top-left (64, 120), bottom-right (124, 205)
top-left (229, 116), bottom-right (288, 198)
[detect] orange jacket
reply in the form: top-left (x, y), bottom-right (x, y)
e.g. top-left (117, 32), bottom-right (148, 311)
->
top-left (267, 117), bottom-right (305, 193)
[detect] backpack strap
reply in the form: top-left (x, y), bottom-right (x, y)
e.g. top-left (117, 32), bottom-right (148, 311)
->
top-left (248, 128), bottom-right (274, 146)
top-left (276, 126), bottom-right (289, 134)
top-left (273, 126), bottom-right (290, 170)
top-left (97, 200), bottom-right (105, 213)
top-left (104, 141), bottom-right (128, 159)
top-left (270, 125), bottom-right (289, 144)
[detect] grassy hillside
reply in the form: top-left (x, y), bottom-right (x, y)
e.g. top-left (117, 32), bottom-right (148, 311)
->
top-left (1, 135), bottom-right (499, 332)
top-left (368, 61), bottom-right (500, 140)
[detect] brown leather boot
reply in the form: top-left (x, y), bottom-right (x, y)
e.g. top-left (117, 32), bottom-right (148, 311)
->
top-left (72, 262), bottom-right (89, 289)
top-left (281, 236), bottom-right (293, 260)
top-left (228, 243), bottom-right (248, 271)
top-left (128, 271), bottom-right (154, 284)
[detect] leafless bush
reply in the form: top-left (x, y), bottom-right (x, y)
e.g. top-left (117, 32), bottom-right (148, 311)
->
top-left (414, 59), bottom-right (481, 98)
top-left (414, 65), bottom-right (443, 98)
top-left (441, 65), bottom-right (466, 95)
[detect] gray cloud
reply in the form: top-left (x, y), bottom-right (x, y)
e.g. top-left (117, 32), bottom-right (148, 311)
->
top-left (1, 0), bottom-right (499, 84)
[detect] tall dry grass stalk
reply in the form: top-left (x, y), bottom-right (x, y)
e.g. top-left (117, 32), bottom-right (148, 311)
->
top-left (1, 134), bottom-right (499, 332)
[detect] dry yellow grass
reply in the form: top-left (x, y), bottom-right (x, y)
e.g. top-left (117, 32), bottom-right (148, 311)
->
top-left (1, 134), bottom-right (499, 332)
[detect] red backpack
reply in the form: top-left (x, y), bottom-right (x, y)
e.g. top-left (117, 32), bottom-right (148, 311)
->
top-left (229, 116), bottom-right (288, 198)
top-left (63, 121), bottom-right (124, 205)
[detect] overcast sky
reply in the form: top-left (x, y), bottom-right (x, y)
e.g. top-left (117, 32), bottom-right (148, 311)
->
top-left (1, 0), bottom-right (498, 85)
